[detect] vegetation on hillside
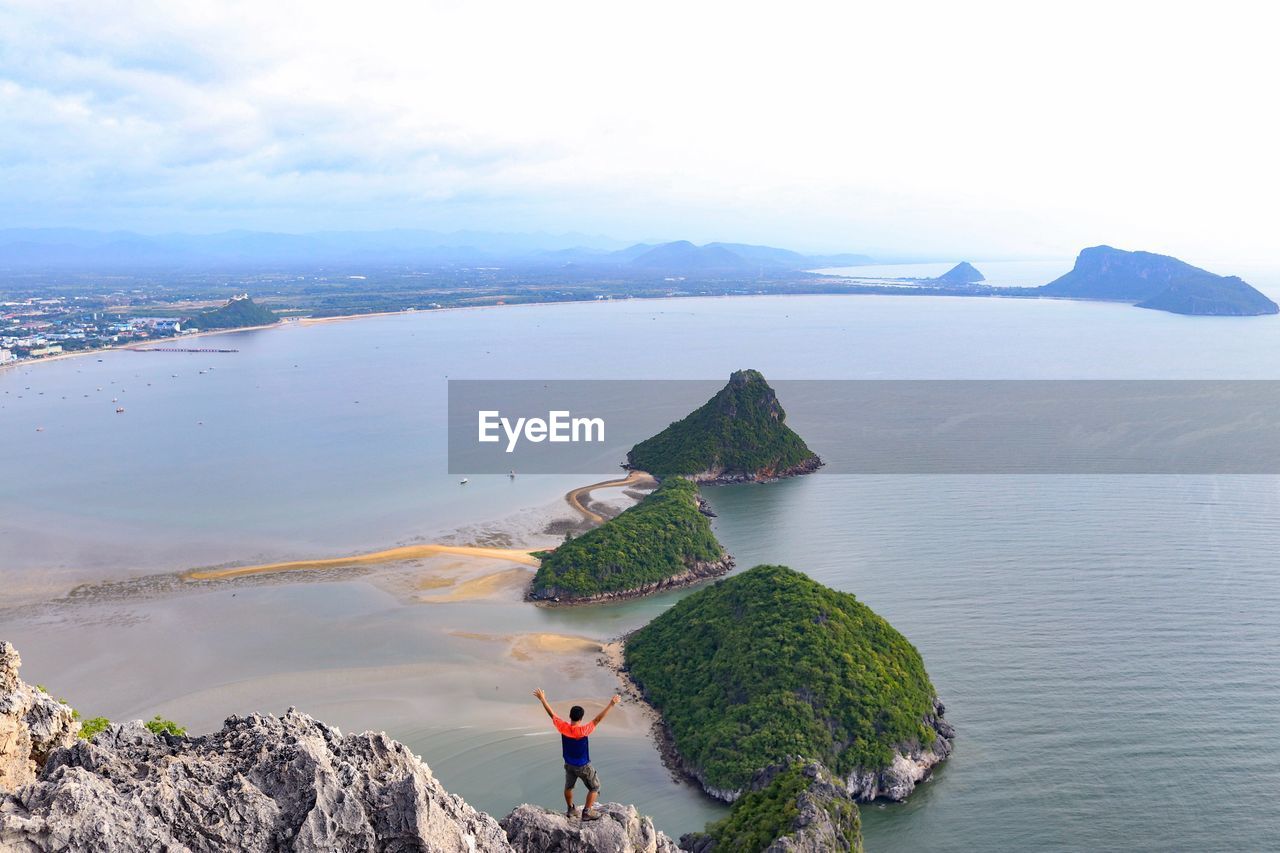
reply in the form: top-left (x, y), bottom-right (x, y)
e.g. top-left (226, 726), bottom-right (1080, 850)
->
top-left (184, 294), bottom-right (279, 329)
top-left (77, 715), bottom-right (186, 739)
top-left (625, 564), bottom-right (938, 791)
top-left (143, 715), bottom-right (187, 736)
top-left (691, 761), bottom-right (863, 853)
top-left (626, 369), bottom-right (819, 480)
top-left (530, 478), bottom-right (726, 600)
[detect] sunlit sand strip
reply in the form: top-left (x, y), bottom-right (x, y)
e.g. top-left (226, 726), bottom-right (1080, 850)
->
top-left (564, 469), bottom-right (655, 525)
top-left (448, 630), bottom-right (604, 660)
top-left (298, 310), bottom-right (420, 325)
top-left (185, 544), bottom-right (541, 581)
top-left (416, 567), bottom-right (532, 602)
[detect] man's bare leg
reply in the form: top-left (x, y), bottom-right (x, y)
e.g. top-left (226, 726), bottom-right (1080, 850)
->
top-left (582, 789), bottom-right (599, 819)
top-left (564, 788), bottom-right (577, 817)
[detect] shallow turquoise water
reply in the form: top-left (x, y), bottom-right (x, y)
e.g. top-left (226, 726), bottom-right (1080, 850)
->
top-left (4, 286), bottom-right (1280, 848)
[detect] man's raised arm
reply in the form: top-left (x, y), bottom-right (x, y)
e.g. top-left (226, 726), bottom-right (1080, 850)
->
top-left (533, 687), bottom-right (555, 720)
top-left (592, 695), bottom-right (621, 726)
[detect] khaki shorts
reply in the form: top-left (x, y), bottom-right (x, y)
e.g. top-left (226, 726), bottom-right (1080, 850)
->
top-left (564, 762), bottom-right (600, 792)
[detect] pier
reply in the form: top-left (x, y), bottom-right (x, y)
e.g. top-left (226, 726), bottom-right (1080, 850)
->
top-left (132, 347), bottom-right (239, 353)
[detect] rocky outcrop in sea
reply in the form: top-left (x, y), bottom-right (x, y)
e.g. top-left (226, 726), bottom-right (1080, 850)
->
top-left (685, 454), bottom-right (823, 485)
top-left (845, 698), bottom-right (954, 802)
top-left (680, 760), bottom-right (863, 853)
top-left (530, 556), bottom-right (734, 605)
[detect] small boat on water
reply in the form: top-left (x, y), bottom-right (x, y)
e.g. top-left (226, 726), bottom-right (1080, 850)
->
top-left (115, 407), bottom-right (125, 413)
top-left (459, 478), bottom-right (469, 485)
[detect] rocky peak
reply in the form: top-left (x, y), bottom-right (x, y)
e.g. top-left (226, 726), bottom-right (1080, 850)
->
top-left (720, 369), bottom-right (781, 419)
top-left (727, 368), bottom-right (763, 386)
top-left (2, 708), bottom-right (514, 852)
top-left (0, 641), bottom-right (80, 792)
top-left (501, 802), bottom-right (679, 852)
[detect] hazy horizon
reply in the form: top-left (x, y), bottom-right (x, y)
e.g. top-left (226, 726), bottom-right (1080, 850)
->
top-left (3, 1), bottom-right (1277, 262)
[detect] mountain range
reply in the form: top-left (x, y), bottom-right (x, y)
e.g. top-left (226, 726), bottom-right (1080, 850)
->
top-left (0, 229), bottom-right (873, 273)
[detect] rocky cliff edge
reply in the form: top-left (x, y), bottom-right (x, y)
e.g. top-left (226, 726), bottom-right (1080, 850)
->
top-left (0, 641), bottom-right (677, 853)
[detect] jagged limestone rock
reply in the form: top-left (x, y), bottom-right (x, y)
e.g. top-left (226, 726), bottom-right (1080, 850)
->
top-left (0, 708), bottom-right (513, 852)
top-left (0, 641), bottom-right (80, 792)
top-left (501, 802), bottom-right (679, 853)
top-left (1, 642), bottom-right (693, 853)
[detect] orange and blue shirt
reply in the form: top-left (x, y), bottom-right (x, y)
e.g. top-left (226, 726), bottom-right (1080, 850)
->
top-left (552, 715), bottom-right (595, 766)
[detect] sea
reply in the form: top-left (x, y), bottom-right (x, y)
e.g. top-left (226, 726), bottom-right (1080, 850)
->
top-left (3, 259), bottom-right (1279, 851)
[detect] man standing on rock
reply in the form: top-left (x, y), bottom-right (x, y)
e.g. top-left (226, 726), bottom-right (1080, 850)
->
top-left (533, 687), bottom-right (620, 822)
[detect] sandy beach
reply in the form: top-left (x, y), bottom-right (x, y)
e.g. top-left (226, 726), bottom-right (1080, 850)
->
top-left (0, 320), bottom-right (292, 374)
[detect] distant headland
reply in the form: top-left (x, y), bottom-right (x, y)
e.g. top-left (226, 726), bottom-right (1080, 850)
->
top-left (1039, 246), bottom-right (1277, 316)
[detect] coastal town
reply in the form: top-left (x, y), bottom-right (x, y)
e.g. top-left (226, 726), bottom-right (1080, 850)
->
top-left (1, 295), bottom-right (185, 365)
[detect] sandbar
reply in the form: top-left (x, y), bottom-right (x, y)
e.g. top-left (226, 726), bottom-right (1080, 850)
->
top-left (186, 544), bottom-right (540, 581)
top-left (564, 470), bottom-right (655, 525)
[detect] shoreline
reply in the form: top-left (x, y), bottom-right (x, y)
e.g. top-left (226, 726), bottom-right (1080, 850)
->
top-left (676, 454), bottom-right (824, 486)
top-left (601, 637), bottom-right (955, 806)
top-left (601, 638), bottom-right (737, 803)
top-left (3, 286), bottom-right (1201, 377)
top-left (0, 320), bottom-right (292, 374)
top-left (528, 556), bottom-right (734, 607)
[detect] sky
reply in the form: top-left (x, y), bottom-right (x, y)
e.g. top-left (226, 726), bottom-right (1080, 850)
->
top-left (1, 0), bottom-right (1277, 260)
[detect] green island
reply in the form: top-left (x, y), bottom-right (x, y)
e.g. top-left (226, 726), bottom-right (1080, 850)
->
top-left (529, 477), bottom-right (731, 602)
top-left (624, 564), bottom-right (950, 798)
top-left (183, 294), bottom-right (280, 330)
top-left (625, 369), bottom-right (821, 482)
top-left (682, 760), bottom-right (863, 853)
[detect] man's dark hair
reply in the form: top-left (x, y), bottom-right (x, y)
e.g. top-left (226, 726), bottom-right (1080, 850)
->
top-left (569, 705), bottom-right (585, 722)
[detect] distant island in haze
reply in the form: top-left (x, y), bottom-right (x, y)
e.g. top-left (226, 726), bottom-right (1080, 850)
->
top-left (1038, 245), bottom-right (1278, 316)
top-left (933, 261), bottom-right (985, 284)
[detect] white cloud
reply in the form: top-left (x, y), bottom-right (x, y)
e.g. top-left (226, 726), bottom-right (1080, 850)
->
top-left (1, 0), bottom-right (1277, 258)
